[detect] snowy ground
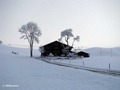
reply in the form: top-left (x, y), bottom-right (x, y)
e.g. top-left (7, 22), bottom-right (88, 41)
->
top-left (0, 44), bottom-right (120, 90)
top-left (49, 47), bottom-right (120, 71)
top-left (50, 57), bottom-right (120, 71)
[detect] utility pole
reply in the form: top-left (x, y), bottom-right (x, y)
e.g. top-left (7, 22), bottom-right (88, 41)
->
top-left (111, 48), bottom-right (112, 57)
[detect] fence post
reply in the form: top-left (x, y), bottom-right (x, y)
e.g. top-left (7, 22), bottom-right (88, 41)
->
top-left (109, 63), bottom-right (110, 69)
top-left (83, 61), bottom-right (84, 66)
top-left (111, 48), bottom-right (112, 57)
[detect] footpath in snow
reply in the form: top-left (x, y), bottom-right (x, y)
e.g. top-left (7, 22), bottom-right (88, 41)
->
top-left (36, 57), bottom-right (120, 76)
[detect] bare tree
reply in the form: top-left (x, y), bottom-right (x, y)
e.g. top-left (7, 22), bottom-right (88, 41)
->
top-left (59, 29), bottom-right (74, 45)
top-left (72, 36), bottom-right (80, 47)
top-left (58, 29), bottom-right (80, 47)
top-left (19, 22), bottom-right (42, 57)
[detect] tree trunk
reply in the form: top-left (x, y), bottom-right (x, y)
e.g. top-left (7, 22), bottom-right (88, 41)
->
top-left (30, 44), bottom-right (33, 57)
top-left (65, 36), bottom-right (69, 45)
top-left (30, 49), bottom-right (33, 57)
top-left (65, 39), bottom-right (69, 45)
top-left (66, 40), bottom-right (69, 46)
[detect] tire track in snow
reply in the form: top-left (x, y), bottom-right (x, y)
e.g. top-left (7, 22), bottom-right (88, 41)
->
top-left (35, 57), bottom-right (120, 77)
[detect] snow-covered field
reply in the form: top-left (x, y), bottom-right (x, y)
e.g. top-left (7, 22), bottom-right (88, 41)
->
top-left (50, 57), bottom-right (120, 71)
top-left (50, 47), bottom-right (120, 71)
top-left (0, 44), bottom-right (120, 90)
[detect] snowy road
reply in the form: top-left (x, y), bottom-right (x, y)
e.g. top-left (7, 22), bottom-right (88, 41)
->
top-left (38, 58), bottom-right (120, 76)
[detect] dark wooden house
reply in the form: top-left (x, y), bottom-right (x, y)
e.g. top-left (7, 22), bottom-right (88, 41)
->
top-left (41, 41), bottom-right (73, 56)
top-left (77, 51), bottom-right (90, 57)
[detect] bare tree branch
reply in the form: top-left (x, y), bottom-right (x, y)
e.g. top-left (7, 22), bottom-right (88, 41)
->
top-left (19, 22), bottom-right (42, 57)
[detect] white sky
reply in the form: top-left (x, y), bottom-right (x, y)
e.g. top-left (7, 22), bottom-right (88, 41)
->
top-left (0, 0), bottom-right (120, 48)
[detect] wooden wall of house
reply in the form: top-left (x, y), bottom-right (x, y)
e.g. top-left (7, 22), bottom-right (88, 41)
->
top-left (42, 41), bottom-right (72, 56)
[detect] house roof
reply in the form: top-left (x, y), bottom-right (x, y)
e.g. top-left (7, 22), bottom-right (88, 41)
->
top-left (77, 51), bottom-right (89, 54)
top-left (42, 40), bottom-right (73, 48)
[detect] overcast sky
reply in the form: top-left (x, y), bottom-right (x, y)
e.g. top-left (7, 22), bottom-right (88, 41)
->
top-left (0, 0), bottom-right (120, 48)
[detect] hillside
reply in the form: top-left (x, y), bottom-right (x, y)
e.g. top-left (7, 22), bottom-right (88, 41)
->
top-left (0, 44), bottom-right (120, 90)
top-left (74, 47), bottom-right (120, 57)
